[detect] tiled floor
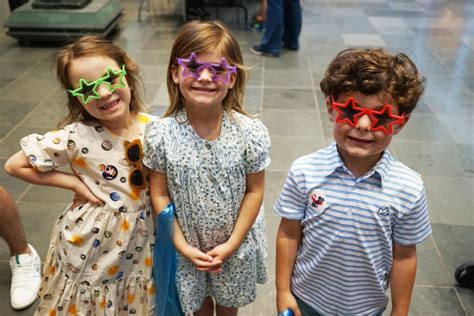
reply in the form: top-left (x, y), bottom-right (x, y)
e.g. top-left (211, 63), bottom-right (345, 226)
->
top-left (0, 0), bottom-right (473, 315)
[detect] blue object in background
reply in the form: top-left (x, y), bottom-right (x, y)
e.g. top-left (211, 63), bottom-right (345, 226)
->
top-left (154, 203), bottom-right (184, 316)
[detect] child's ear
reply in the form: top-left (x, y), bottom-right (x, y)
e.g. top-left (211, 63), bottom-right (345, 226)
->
top-left (326, 97), bottom-right (335, 122)
top-left (228, 72), bottom-right (237, 89)
top-left (393, 113), bottom-right (411, 135)
top-left (171, 65), bottom-right (179, 84)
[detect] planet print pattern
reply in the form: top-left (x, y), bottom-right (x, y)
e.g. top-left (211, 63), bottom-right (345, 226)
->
top-left (19, 113), bottom-right (156, 315)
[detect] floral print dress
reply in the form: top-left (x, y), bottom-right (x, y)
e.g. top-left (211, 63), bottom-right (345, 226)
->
top-left (143, 110), bottom-right (270, 313)
top-left (20, 113), bottom-right (156, 316)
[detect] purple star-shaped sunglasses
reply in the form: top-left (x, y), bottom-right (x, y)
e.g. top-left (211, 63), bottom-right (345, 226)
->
top-left (176, 52), bottom-right (237, 84)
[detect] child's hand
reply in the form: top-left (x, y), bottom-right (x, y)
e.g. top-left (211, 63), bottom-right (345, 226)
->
top-left (71, 178), bottom-right (103, 209)
top-left (277, 290), bottom-right (302, 316)
top-left (206, 242), bottom-right (236, 269)
top-left (183, 245), bottom-right (223, 273)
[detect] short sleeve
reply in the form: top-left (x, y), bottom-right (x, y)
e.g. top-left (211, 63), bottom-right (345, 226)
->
top-left (143, 119), bottom-right (166, 172)
top-left (20, 126), bottom-right (75, 173)
top-left (273, 166), bottom-right (307, 220)
top-left (243, 118), bottom-right (271, 173)
top-left (392, 187), bottom-right (432, 245)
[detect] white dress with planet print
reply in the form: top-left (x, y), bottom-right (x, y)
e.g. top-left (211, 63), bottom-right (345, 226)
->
top-left (20, 113), bottom-right (156, 316)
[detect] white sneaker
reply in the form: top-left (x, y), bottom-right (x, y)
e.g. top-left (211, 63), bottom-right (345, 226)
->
top-left (9, 244), bottom-right (41, 310)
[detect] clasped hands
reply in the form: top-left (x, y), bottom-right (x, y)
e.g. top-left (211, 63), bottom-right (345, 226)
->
top-left (182, 242), bottom-right (236, 273)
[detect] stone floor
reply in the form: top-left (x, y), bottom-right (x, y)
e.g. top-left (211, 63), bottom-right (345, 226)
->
top-left (0, 0), bottom-right (473, 315)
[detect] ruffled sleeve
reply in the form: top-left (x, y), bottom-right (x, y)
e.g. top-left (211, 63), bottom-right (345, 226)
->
top-left (143, 119), bottom-right (167, 172)
top-left (20, 124), bottom-right (77, 173)
top-left (243, 118), bottom-right (271, 173)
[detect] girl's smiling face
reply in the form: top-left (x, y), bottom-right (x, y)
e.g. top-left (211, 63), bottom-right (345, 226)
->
top-left (172, 50), bottom-right (236, 112)
top-left (68, 55), bottom-right (132, 124)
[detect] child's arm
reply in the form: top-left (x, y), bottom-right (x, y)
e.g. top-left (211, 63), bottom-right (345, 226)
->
top-left (4, 150), bottom-right (102, 207)
top-left (206, 170), bottom-right (265, 263)
top-left (148, 169), bottom-right (218, 271)
top-left (276, 218), bottom-right (303, 316)
top-left (389, 243), bottom-right (417, 316)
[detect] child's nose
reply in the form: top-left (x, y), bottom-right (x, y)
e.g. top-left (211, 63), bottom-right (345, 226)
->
top-left (198, 68), bottom-right (213, 82)
top-left (97, 83), bottom-right (112, 98)
top-left (356, 114), bottom-right (372, 131)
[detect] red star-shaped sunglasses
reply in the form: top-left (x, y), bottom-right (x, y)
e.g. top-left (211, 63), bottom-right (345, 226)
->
top-left (330, 96), bottom-right (406, 135)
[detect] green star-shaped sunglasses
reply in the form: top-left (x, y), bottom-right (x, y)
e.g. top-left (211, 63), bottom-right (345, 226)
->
top-left (68, 65), bottom-right (127, 104)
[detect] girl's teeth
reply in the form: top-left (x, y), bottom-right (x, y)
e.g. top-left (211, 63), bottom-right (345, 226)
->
top-left (102, 100), bottom-right (118, 109)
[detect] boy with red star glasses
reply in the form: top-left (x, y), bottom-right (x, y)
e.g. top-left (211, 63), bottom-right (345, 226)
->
top-left (330, 95), bottom-right (406, 135)
top-left (274, 48), bottom-right (431, 316)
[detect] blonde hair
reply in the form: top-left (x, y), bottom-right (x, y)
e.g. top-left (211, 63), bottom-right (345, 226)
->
top-left (165, 20), bottom-right (248, 118)
top-left (56, 35), bottom-right (145, 127)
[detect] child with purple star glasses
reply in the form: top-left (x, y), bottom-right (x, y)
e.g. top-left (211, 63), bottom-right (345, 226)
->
top-left (144, 20), bottom-right (270, 316)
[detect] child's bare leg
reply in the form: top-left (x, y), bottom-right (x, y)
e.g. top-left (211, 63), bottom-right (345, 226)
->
top-left (0, 186), bottom-right (29, 256)
top-left (216, 304), bottom-right (238, 316)
top-left (194, 297), bottom-right (214, 316)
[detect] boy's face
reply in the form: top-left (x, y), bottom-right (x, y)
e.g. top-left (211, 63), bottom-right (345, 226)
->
top-left (327, 92), bottom-right (408, 166)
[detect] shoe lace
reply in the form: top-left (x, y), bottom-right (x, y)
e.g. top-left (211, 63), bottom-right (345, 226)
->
top-left (11, 260), bottom-right (35, 289)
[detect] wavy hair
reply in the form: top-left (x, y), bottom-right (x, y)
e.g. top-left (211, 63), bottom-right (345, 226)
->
top-left (320, 48), bottom-right (426, 114)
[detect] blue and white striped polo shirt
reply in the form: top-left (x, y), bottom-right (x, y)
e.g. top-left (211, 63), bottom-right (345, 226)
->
top-left (274, 142), bottom-right (432, 315)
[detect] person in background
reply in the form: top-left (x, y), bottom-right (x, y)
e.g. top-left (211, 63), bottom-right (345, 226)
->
top-left (0, 185), bottom-right (41, 310)
top-left (250, 0), bottom-right (268, 31)
top-left (251, 0), bottom-right (302, 57)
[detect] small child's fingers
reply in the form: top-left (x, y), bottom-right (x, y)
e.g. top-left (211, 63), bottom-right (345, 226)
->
top-left (89, 195), bottom-right (104, 206)
top-left (195, 266), bottom-right (223, 273)
top-left (195, 266), bottom-right (213, 272)
top-left (193, 252), bottom-right (214, 262)
top-left (192, 258), bottom-right (219, 268)
top-left (207, 267), bottom-right (223, 273)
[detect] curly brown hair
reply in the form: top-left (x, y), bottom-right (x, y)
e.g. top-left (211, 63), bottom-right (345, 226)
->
top-left (320, 48), bottom-right (426, 114)
top-left (165, 20), bottom-right (249, 118)
top-left (56, 35), bottom-right (145, 127)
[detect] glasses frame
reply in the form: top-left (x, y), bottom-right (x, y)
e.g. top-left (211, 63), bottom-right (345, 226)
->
top-left (68, 65), bottom-right (127, 105)
top-left (330, 96), bottom-right (405, 135)
top-left (124, 139), bottom-right (146, 191)
top-left (176, 52), bottom-right (237, 84)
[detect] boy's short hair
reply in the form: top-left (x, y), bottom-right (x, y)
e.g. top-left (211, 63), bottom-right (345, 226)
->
top-left (320, 48), bottom-right (426, 114)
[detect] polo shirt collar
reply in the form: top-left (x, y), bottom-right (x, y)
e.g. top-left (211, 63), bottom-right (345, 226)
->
top-left (324, 142), bottom-right (393, 187)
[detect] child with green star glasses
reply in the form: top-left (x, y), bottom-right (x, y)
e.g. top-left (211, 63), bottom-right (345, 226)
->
top-left (68, 65), bottom-right (127, 104)
top-left (5, 35), bottom-right (157, 315)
